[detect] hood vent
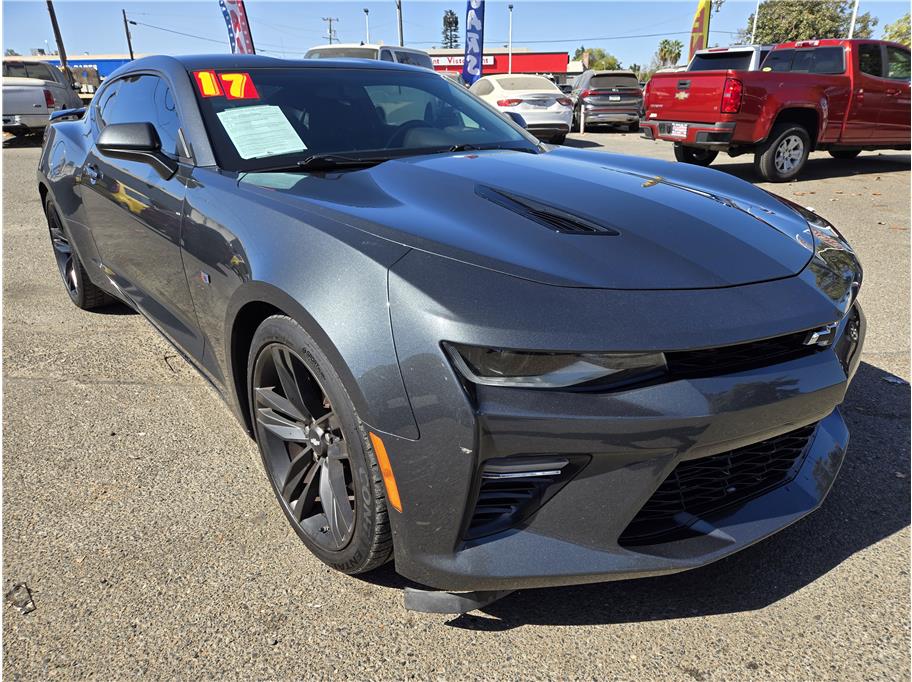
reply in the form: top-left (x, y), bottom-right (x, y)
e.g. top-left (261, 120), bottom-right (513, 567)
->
top-left (476, 185), bottom-right (620, 236)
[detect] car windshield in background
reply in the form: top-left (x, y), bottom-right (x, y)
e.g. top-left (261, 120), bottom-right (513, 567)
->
top-left (2, 61), bottom-right (57, 80)
top-left (589, 74), bottom-right (639, 88)
top-left (305, 47), bottom-right (378, 59)
top-left (193, 67), bottom-right (535, 172)
top-left (762, 47), bottom-right (845, 74)
top-left (393, 51), bottom-right (434, 69)
top-left (497, 76), bottom-right (559, 91)
top-left (689, 52), bottom-right (753, 71)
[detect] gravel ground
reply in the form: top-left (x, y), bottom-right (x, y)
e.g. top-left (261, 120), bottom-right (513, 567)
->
top-left (3, 132), bottom-right (910, 681)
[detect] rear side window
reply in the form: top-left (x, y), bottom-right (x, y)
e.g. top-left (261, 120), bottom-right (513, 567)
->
top-left (886, 46), bottom-right (911, 80)
top-left (394, 50), bottom-right (433, 69)
top-left (95, 74), bottom-right (182, 157)
top-left (858, 43), bottom-right (884, 77)
top-left (763, 47), bottom-right (844, 74)
top-left (589, 74), bottom-right (639, 88)
top-left (689, 52), bottom-right (753, 72)
top-left (380, 49), bottom-right (395, 62)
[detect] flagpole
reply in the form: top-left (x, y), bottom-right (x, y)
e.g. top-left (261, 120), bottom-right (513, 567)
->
top-left (847, 0), bottom-right (860, 38)
top-left (750, 0), bottom-right (760, 43)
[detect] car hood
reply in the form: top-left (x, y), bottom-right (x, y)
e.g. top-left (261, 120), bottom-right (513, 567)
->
top-left (239, 147), bottom-right (815, 289)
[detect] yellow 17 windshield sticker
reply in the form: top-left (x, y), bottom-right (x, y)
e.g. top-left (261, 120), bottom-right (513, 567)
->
top-left (216, 105), bottom-right (307, 160)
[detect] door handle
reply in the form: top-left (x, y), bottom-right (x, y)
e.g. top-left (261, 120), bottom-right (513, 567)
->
top-left (886, 88), bottom-right (901, 96)
top-left (84, 164), bottom-right (101, 184)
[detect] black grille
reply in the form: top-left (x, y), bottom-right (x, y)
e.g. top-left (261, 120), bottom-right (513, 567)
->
top-left (619, 423), bottom-right (818, 546)
top-left (666, 331), bottom-right (817, 378)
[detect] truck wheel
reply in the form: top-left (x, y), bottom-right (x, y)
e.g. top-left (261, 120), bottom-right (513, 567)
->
top-left (829, 149), bottom-right (861, 160)
top-left (673, 144), bottom-right (718, 166)
top-left (755, 123), bottom-right (810, 182)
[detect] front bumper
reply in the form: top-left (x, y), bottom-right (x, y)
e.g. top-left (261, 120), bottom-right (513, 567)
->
top-left (382, 252), bottom-right (864, 592)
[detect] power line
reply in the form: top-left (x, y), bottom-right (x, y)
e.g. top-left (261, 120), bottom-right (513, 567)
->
top-left (405, 29), bottom-right (741, 46)
top-left (128, 19), bottom-right (294, 53)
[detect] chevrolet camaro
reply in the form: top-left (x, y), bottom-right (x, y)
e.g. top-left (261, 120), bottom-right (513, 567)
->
top-left (38, 55), bottom-right (864, 613)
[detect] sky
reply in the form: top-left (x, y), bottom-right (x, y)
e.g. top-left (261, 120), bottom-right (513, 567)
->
top-left (2, 0), bottom-right (909, 69)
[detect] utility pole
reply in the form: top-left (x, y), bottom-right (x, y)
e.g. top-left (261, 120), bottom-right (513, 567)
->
top-left (122, 9), bottom-right (135, 60)
top-left (363, 8), bottom-right (370, 44)
top-left (45, 0), bottom-right (73, 86)
top-left (322, 16), bottom-right (339, 44)
top-left (750, 0), bottom-right (760, 43)
top-left (508, 4), bottom-right (514, 74)
top-left (847, 0), bottom-right (860, 38)
top-left (396, 0), bottom-right (404, 46)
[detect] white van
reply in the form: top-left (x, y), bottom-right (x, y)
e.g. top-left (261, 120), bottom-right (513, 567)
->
top-left (304, 44), bottom-right (434, 70)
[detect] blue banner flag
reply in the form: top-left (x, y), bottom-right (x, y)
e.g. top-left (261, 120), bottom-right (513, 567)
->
top-left (461, 0), bottom-right (485, 85)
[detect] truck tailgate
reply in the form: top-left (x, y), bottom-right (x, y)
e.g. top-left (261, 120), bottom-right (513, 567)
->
top-left (646, 71), bottom-right (734, 122)
top-left (2, 77), bottom-right (50, 117)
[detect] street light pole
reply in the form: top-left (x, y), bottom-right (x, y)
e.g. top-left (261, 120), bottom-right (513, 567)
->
top-left (45, 0), bottom-right (73, 87)
top-left (847, 0), bottom-right (860, 38)
top-left (508, 4), bottom-right (514, 74)
top-left (122, 9), bottom-right (135, 60)
top-left (364, 8), bottom-right (370, 44)
top-left (396, 0), bottom-right (404, 46)
top-left (750, 0), bottom-right (760, 43)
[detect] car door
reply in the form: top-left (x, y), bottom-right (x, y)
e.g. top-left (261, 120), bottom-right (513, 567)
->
top-left (881, 44), bottom-right (911, 142)
top-left (845, 42), bottom-right (889, 142)
top-left (79, 73), bottom-right (204, 359)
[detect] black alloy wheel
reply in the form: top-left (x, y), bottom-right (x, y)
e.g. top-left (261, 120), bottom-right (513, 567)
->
top-left (248, 315), bottom-right (393, 574)
top-left (254, 343), bottom-right (356, 550)
top-left (45, 199), bottom-right (113, 310)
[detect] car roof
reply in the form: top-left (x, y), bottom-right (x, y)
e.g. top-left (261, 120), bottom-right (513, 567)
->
top-left (589, 70), bottom-right (637, 76)
top-left (693, 45), bottom-right (774, 53)
top-left (125, 53), bottom-right (427, 74)
top-left (306, 43), bottom-right (428, 54)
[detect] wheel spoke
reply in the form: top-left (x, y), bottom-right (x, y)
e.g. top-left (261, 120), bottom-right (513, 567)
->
top-left (290, 459), bottom-right (320, 522)
top-left (280, 447), bottom-right (314, 500)
top-left (271, 346), bottom-right (309, 415)
top-left (256, 407), bottom-right (309, 442)
top-left (319, 458), bottom-right (353, 545)
top-left (255, 386), bottom-right (310, 423)
top-left (326, 439), bottom-right (348, 461)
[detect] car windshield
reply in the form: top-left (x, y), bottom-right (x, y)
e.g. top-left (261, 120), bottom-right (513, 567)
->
top-left (193, 66), bottom-right (536, 172)
top-left (304, 47), bottom-right (378, 59)
top-left (689, 51), bottom-right (753, 71)
top-left (496, 76), bottom-right (559, 91)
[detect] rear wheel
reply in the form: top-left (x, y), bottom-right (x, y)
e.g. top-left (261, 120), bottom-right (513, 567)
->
top-left (829, 149), bottom-right (861, 160)
top-left (754, 123), bottom-right (810, 182)
top-left (248, 315), bottom-right (393, 574)
top-left (673, 144), bottom-right (718, 166)
top-left (550, 133), bottom-right (567, 145)
top-left (45, 198), bottom-right (114, 310)
top-left (625, 122), bottom-right (639, 133)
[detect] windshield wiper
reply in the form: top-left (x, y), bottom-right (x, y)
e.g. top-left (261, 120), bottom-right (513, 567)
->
top-left (248, 153), bottom-right (391, 173)
top-left (447, 143), bottom-right (540, 154)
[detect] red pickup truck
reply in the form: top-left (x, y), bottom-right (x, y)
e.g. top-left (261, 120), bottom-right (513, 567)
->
top-left (641, 39), bottom-right (911, 181)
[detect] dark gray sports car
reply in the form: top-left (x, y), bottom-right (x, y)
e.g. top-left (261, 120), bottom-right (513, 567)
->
top-left (38, 55), bottom-right (864, 613)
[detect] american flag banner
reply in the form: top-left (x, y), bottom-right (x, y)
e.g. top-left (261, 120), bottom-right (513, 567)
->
top-left (218, 0), bottom-right (256, 54)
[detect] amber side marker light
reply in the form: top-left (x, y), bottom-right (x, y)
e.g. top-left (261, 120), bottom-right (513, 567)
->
top-left (369, 432), bottom-right (403, 513)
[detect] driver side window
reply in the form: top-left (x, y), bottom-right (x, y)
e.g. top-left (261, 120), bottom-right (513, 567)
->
top-left (94, 74), bottom-right (183, 157)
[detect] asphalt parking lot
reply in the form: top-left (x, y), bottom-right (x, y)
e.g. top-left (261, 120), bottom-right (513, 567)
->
top-left (3, 131), bottom-right (910, 680)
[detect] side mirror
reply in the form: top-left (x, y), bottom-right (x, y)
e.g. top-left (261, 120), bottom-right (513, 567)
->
top-left (505, 111), bottom-right (527, 129)
top-left (97, 122), bottom-right (176, 179)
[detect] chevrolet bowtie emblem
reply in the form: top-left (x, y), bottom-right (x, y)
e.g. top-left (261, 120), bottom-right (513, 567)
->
top-left (804, 322), bottom-right (839, 347)
top-left (675, 91), bottom-right (689, 100)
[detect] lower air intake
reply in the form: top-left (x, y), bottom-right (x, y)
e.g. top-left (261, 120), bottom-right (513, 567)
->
top-left (619, 423), bottom-right (818, 547)
top-left (465, 456), bottom-right (587, 540)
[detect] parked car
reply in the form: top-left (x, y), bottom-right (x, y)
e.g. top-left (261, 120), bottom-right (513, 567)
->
top-left (469, 73), bottom-right (572, 143)
top-left (2, 58), bottom-right (82, 137)
top-left (304, 43), bottom-right (433, 70)
top-left (641, 39), bottom-right (911, 181)
top-left (570, 69), bottom-right (642, 132)
top-left (39, 55), bottom-right (864, 613)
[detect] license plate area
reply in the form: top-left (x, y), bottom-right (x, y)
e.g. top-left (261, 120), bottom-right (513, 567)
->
top-left (670, 122), bottom-right (688, 138)
top-left (609, 95), bottom-right (621, 102)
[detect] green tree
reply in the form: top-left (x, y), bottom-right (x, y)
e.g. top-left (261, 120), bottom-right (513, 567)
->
top-left (572, 46), bottom-right (622, 70)
top-left (739, 0), bottom-right (877, 44)
top-left (883, 12), bottom-right (911, 47)
top-left (655, 39), bottom-right (684, 67)
top-left (5, 48), bottom-right (21, 56)
top-left (441, 9), bottom-right (460, 49)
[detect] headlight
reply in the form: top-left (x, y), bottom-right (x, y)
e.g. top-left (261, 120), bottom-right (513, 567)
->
top-left (443, 342), bottom-right (666, 389)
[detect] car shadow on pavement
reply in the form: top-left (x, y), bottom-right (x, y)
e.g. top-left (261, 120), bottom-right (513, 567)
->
top-left (2, 135), bottom-right (43, 149)
top-left (718, 151), bottom-right (911, 183)
top-left (428, 361), bottom-right (909, 630)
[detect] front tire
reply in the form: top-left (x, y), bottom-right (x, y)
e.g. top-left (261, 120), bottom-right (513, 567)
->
top-left (829, 149), bottom-right (861, 160)
top-left (248, 315), bottom-right (393, 574)
top-left (673, 144), bottom-right (718, 166)
top-left (45, 198), bottom-right (114, 310)
top-left (754, 123), bottom-right (811, 182)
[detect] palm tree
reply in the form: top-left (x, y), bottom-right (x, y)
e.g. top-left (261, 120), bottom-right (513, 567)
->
top-left (656, 39), bottom-right (684, 67)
